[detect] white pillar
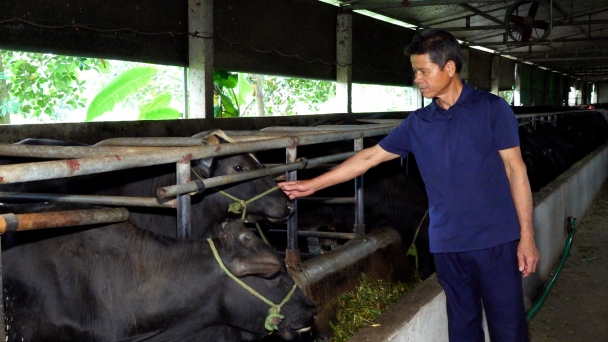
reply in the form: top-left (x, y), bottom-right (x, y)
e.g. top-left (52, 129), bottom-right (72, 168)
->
top-left (514, 62), bottom-right (522, 106)
top-left (188, 0), bottom-right (214, 119)
top-left (336, 9), bottom-right (352, 114)
top-left (491, 55), bottom-right (500, 95)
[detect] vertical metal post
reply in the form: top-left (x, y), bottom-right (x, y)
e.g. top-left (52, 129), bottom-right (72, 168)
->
top-left (176, 160), bottom-right (192, 239)
top-left (354, 138), bottom-right (366, 237)
top-left (285, 146), bottom-right (301, 267)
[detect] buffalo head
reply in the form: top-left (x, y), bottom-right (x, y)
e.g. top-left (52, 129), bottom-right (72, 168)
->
top-left (191, 130), bottom-right (293, 225)
top-left (211, 221), bottom-right (316, 340)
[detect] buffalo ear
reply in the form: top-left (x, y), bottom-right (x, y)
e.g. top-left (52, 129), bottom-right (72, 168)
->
top-left (191, 157), bottom-right (213, 179)
top-left (227, 253), bottom-right (282, 279)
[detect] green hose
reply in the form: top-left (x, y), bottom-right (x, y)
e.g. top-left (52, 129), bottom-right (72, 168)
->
top-left (526, 216), bottom-right (577, 323)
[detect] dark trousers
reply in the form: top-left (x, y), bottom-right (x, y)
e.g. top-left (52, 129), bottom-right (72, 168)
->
top-left (434, 240), bottom-right (528, 342)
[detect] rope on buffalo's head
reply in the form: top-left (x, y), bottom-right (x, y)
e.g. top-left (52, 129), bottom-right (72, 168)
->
top-left (207, 238), bottom-right (298, 332)
top-left (217, 186), bottom-right (280, 222)
top-left (191, 167), bottom-right (280, 222)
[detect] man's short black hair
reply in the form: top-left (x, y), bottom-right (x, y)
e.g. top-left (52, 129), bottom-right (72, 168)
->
top-left (406, 29), bottom-right (463, 73)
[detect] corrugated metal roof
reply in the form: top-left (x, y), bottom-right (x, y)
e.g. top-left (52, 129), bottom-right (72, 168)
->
top-left (327, 0), bottom-right (608, 82)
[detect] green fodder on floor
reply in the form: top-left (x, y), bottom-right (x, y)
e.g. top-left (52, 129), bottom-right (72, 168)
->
top-left (328, 273), bottom-right (421, 342)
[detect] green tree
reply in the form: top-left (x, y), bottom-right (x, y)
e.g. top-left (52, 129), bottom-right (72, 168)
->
top-left (0, 50), bottom-right (107, 122)
top-left (248, 75), bottom-right (336, 116)
top-left (86, 66), bottom-right (182, 121)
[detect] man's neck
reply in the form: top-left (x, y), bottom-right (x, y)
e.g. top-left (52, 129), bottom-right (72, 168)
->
top-left (435, 78), bottom-right (464, 110)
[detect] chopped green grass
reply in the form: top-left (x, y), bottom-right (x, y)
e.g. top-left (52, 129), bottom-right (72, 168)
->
top-left (327, 273), bottom-right (421, 342)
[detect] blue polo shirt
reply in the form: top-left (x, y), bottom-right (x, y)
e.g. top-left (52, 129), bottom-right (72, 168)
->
top-left (379, 83), bottom-right (521, 253)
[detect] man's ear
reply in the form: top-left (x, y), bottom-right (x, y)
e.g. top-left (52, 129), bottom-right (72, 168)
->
top-left (445, 60), bottom-right (456, 77)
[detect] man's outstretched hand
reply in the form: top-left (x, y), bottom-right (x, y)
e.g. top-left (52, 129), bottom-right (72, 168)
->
top-left (278, 180), bottom-right (317, 200)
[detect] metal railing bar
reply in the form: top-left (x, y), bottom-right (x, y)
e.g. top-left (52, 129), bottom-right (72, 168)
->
top-left (515, 110), bottom-right (605, 119)
top-left (94, 137), bottom-right (206, 147)
top-left (296, 197), bottom-right (356, 204)
top-left (0, 192), bottom-right (177, 208)
top-left (0, 207), bottom-right (129, 234)
top-left (0, 145), bottom-right (164, 159)
top-left (157, 151), bottom-right (356, 198)
top-left (267, 229), bottom-right (356, 240)
top-left (0, 125), bottom-right (397, 185)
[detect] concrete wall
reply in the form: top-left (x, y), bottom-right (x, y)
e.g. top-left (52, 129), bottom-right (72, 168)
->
top-left (350, 141), bottom-right (608, 342)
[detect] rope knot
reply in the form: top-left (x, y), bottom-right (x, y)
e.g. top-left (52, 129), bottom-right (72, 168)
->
top-left (228, 200), bottom-right (247, 215)
top-left (265, 306), bottom-right (284, 331)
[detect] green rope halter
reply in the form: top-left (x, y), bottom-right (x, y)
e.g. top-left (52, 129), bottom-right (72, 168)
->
top-left (217, 186), bottom-right (281, 222)
top-left (191, 167), bottom-right (280, 222)
top-left (207, 238), bottom-right (298, 332)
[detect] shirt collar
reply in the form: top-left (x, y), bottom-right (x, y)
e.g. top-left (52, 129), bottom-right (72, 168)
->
top-left (426, 81), bottom-right (474, 118)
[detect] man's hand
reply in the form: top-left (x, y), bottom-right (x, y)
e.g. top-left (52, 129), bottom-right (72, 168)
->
top-left (278, 180), bottom-right (317, 200)
top-left (517, 235), bottom-right (539, 277)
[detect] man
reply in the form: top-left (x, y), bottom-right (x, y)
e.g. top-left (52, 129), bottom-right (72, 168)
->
top-left (279, 29), bottom-right (539, 341)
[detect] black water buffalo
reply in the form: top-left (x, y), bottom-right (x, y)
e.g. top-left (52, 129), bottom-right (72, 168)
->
top-left (518, 112), bottom-right (608, 191)
top-left (0, 130), bottom-right (292, 239)
top-left (2, 207), bottom-right (316, 342)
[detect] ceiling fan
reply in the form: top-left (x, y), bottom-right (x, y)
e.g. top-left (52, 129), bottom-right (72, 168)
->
top-left (504, 0), bottom-right (552, 44)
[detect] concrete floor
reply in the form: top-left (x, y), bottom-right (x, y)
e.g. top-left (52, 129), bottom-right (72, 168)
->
top-left (528, 180), bottom-right (608, 342)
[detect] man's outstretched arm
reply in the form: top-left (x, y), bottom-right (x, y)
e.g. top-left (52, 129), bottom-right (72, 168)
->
top-left (278, 144), bottom-right (399, 200)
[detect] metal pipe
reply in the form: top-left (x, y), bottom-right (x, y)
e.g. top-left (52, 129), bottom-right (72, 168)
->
top-left (354, 138), bottom-right (365, 237)
top-left (0, 192), bottom-right (177, 208)
top-left (157, 152), bottom-right (356, 198)
top-left (0, 126), bottom-right (394, 184)
top-left (284, 144), bottom-right (302, 269)
top-left (286, 146), bottom-right (299, 255)
top-left (267, 229), bottom-right (356, 240)
top-left (0, 144), bottom-right (164, 159)
top-left (0, 125), bottom-right (397, 185)
top-left (0, 137), bottom-right (291, 185)
top-left (94, 137), bottom-right (205, 147)
top-left (515, 110), bottom-right (600, 119)
top-left (176, 160), bottom-right (192, 239)
top-left (0, 207), bottom-right (129, 234)
top-left (296, 197), bottom-right (356, 204)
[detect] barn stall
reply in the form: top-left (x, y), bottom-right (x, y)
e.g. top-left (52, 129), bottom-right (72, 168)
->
top-left (3, 0), bottom-right (608, 341)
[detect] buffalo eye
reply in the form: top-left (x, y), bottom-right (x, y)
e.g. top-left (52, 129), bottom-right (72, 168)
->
top-left (233, 164), bottom-right (244, 172)
top-left (239, 232), bottom-right (253, 243)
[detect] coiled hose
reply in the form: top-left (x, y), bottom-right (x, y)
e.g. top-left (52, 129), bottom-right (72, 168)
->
top-left (526, 216), bottom-right (577, 323)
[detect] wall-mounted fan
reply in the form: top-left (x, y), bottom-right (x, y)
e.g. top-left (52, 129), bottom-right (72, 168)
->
top-left (505, 0), bottom-right (551, 44)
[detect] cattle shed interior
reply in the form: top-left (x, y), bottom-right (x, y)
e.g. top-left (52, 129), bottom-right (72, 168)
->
top-left (2, 1), bottom-right (608, 341)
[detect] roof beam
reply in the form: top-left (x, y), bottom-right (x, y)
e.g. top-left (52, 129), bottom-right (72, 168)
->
top-left (524, 56), bottom-right (608, 62)
top-left (347, 0), bottom-right (505, 10)
top-left (458, 3), bottom-right (505, 26)
top-left (476, 36), bottom-right (608, 46)
top-left (434, 19), bottom-right (608, 31)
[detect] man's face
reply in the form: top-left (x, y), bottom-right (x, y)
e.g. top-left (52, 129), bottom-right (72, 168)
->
top-left (411, 54), bottom-right (453, 99)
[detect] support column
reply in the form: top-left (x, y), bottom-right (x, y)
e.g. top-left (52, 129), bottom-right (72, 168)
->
top-left (188, 0), bottom-right (214, 119)
top-left (460, 47), bottom-right (470, 84)
top-left (491, 55), bottom-right (500, 95)
top-left (514, 61), bottom-right (522, 106)
top-left (336, 9), bottom-right (353, 114)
